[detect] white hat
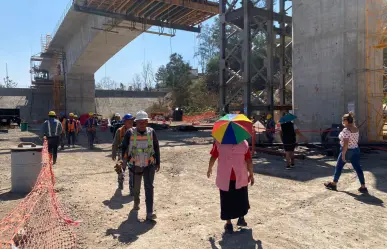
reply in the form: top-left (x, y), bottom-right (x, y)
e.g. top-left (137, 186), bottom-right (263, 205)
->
top-left (115, 113), bottom-right (121, 117)
top-left (135, 110), bottom-right (149, 121)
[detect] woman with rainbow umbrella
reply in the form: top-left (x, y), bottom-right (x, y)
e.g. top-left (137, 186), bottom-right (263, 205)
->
top-left (207, 114), bottom-right (255, 233)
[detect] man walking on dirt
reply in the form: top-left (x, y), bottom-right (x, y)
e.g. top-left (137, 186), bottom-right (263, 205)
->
top-left (85, 112), bottom-right (98, 149)
top-left (121, 110), bottom-right (160, 221)
top-left (112, 113), bottom-right (135, 193)
top-left (41, 111), bottom-right (63, 164)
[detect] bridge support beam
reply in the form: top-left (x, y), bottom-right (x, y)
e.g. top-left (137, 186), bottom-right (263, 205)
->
top-left (66, 73), bottom-right (96, 115)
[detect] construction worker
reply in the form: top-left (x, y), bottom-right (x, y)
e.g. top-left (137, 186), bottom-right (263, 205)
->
top-left (121, 110), bottom-right (160, 221)
top-left (85, 112), bottom-right (98, 149)
top-left (66, 113), bottom-right (77, 148)
top-left (112, 113), bottom-right (135, 192)
top-left (58, 112), bottom-right (67, 150)
top-left (265, 113), bottom-right (275, 144)
top-left (41, 111), bottom-right (63, 164)
top-left (74, 115), bottom-right (81, 142)
top-left (111, 113), bottom-right (122, 138)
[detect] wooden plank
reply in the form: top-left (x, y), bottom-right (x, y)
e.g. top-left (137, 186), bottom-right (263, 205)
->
top-left (154, 0), bottom-right (218, 14)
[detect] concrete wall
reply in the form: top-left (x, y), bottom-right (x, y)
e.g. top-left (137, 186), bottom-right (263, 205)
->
top-left (292, 0), bottom-right (384, 142)
top-left (66, 73), bottom-right (96, 115)
top-left (0, 88), bottom-right (166, 121)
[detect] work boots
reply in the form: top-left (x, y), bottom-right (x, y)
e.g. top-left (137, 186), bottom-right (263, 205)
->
top-left (133, 201), bottom-right (140, 211)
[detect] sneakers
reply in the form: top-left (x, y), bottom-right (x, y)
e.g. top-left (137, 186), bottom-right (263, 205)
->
top-left (237, 217), bottom-right (247, 227)
top-left (286, 164), bottom-right (292, 170)
top-left (324, 182), bottom-right (337, 191)
top-left (224, 223), bottom-right (233, 234)
top-left (146, 213), bottom-right (157, 221)
top-left (358, 187), bottom-right (368, 194)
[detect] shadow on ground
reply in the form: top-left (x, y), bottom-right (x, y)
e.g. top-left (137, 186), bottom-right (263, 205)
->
top-left (0, 191), bottom-right (27, 201)
top-left (102, 188), bottom-right (133, 210)
top-left (105, 209), bottom-right (155, 244)
top-left (253, 149), bottom-right (387, 193)
top-left (340, 191), bottom-right (384, 207)
top-left (209, 229), bottom-right (262, 249)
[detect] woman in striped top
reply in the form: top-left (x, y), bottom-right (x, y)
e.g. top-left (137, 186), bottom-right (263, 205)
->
top-left (324, 112), bottom-right (368, 193)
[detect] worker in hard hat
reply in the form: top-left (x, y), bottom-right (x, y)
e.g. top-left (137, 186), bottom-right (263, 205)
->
top-left (41, 111), bottom-right (63, 164)
top-left (66, 113), bottom-right (77, 148)
top-left (85, 112), bottom-right (98, 149)
top-left (112, 113), bottom-right (135, 192)
top-left (58, 112), bottom-right (67, 150)
top-left (265, 113), bottom-right (275, 144)
top-left (74, 115), bottom-right (81, 142)
top-left (121, 110), bottom-right (160, 221)
top-left (110, 113), bottom-right (122, 139)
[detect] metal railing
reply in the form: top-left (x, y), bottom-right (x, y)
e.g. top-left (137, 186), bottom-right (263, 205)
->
top-left (51, 0), bottom-right (73, 44)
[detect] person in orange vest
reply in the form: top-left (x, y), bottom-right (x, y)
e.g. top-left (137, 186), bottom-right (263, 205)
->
top-left (58, 112), bottom-right (67, 150)
top-left (66, 113), bottom-right (77, 148)
top-left (112, 114), bottom-right (135, 191)
top-left (85, 112), bottom-right (98, 149)
top-left (74, 115), bottom-right (81, 143)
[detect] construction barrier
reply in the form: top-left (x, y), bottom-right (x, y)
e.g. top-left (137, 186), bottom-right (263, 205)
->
top-left (182, 111), bottom-right (218, 123)
top-left (0, 140), bottom-right (79, 249)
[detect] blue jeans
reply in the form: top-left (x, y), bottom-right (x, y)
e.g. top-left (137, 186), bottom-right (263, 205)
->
top-left (87, 131), bottom-right (96, 148)
top-left (333, 147), bottom-right (365, 185)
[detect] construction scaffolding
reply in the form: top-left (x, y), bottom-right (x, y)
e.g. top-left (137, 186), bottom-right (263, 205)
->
top-left (218, 0), bottom-right (293, 117)
top-left (366, 0), bottom-right (387, 142)
top-left (30, 34), bottom-right (65, 115)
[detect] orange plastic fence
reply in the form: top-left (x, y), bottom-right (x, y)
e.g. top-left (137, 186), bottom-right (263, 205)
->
top-left (182, 111), bottom-right (218, 123)
top-left (0, 140), bottom-right (79, 249)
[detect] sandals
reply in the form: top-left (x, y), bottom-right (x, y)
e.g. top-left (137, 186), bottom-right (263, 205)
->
top-left (324, 182), bottom-right (337, 191)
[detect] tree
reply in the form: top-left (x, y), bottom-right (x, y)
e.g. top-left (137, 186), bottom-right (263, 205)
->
top-left (141, 62), bottom-right (155, 90)
top-left (96, 77), bottom-right (116, 90)
top-left (2, 77), bottom-right (18, 88)
top-left (119, 82), bottom-right (126, 90)
top-left (130, 74), bottom-right (142, 91)
top-left (155, 65), bottom-right (168, 89)
top-left (195, 23), bottom-right (219, 72)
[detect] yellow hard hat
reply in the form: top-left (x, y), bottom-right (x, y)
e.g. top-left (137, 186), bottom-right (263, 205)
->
top-left (74, 115), bottom-right (78, 118)
top-left (266, 114), bottom-right (272, 120)
top-left (69, 113), bottom-right (74, 117)
top-left (48, 111), bottom-right (56, 116)
top-left (89, 112), bottom-right (94, 116)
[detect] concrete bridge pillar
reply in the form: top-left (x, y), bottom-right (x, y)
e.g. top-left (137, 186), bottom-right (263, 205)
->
top-left (66, 73), bottom-right (95, 115)
top-left (292, 0), bottom-right (384, 142)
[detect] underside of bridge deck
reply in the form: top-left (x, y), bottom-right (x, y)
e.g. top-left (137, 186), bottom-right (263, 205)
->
top-left (74, 0), bottom-right (219, 32)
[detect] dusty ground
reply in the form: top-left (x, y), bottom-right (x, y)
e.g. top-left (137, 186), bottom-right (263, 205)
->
top-left (1, 128), bottom-right (387, 249)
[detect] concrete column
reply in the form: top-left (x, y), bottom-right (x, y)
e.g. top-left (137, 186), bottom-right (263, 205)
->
top-left (66, 73), bottom-right (95, 115)
top-left (292, 0), bottom-right (384, 142)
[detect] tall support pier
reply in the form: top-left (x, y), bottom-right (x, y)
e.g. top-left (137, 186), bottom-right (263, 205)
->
top-left (293, 0), bottom-right (386, 142)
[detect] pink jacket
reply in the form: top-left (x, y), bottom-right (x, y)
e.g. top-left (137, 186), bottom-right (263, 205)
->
top-left (215, 141), bottom-right (249, 191)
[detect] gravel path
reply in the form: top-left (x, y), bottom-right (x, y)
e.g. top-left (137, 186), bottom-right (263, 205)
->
top-left (1, 128), bottom-right (387, 249)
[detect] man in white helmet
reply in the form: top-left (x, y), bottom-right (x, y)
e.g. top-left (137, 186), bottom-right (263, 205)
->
top-left (121, 110), bottom-right (160, 221)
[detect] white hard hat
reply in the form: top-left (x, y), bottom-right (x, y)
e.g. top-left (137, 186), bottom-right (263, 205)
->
top-left (115, 113), bottom-right (120, 117)
top-left (135, 110), bottom-right (149, 121)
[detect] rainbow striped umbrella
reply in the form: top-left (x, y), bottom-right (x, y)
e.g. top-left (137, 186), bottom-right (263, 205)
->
top-left (212, 114), bottom-right (253, 144)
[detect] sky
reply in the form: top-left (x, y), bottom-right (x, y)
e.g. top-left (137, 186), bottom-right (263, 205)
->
top-left (0, 0), bottom-right (214, 88)
top-left (0, 0), bottom-right (290, 88)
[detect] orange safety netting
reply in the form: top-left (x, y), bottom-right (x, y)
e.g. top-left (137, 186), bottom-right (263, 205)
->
top-left (0, 140), bottom-right (79, 249)
top-left (182, 111), bottom-right (218, 123)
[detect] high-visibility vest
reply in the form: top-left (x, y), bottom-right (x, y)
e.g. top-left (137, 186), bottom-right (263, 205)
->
top-left (76, 120), bottom-right (81, 133)
top-left (118, 126), bottom-right (128, 143)
top-left (87, 118), bottom-right (96, 132)
top-left (61, 118), bottom-right (67, 134)
top-left (128, 127), bottom-right (155, 167)
top-left (67, 120), bottom-right (75, 132)
top-left (47, 120), bottom-right (60, 137)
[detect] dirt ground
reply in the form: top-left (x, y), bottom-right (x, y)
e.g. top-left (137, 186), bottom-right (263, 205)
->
top-left (1, 128), bottom-right (387, 249)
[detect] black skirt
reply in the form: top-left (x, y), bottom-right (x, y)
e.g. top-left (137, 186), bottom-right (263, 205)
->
top-left (283, 143), bottom-right (296, 152)
top-left (219, 180), bottom-right (250, 220)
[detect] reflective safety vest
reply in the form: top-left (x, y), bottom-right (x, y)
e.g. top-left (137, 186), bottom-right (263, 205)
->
top-left (47, 120), bottom-right (60, 137)
top-left (61, 118), bottom-right (67, 134)
top-left (87, 118), bottom-right (97, 132)
top-left (119, 126), bottom-right (128, 143)
top-left (76, 120), bottom-right (81, 133)
top-left (128, 127), bottom-right (155, 167)
top-left (67, 120), bottom-right (75, 132)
